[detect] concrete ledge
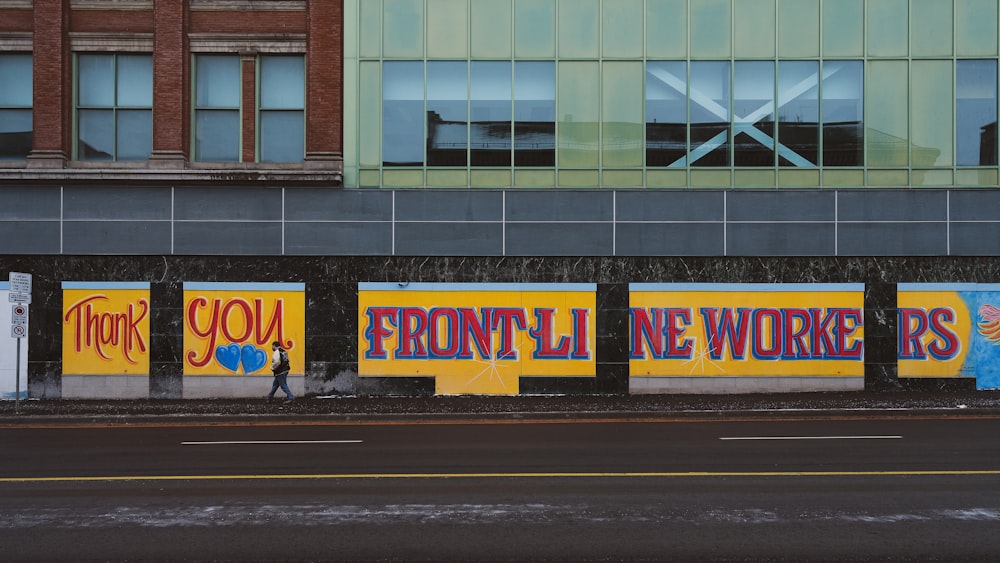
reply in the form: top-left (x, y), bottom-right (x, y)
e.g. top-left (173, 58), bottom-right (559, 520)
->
top-left (630, 376), bottom-right (865, 395)
top-left (184, 375), bottom-right (305, 399)
top-left (62, 375), bottom-right (149, 399)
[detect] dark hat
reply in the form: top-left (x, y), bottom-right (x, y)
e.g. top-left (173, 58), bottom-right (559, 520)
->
top-left (271, 341), bottom-right (281, 348)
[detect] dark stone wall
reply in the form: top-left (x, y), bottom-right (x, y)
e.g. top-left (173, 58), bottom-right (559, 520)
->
top-left (5, 255), bottom-right (994, 398)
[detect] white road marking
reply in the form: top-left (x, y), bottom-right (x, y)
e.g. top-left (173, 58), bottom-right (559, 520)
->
top-left (720, 435), bottom-right (901, 441)
top-left (181, 440), bottom-right (363, 445)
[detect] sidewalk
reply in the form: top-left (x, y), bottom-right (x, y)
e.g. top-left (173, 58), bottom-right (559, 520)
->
top-left (2, 390), bottom-right (1000, 424)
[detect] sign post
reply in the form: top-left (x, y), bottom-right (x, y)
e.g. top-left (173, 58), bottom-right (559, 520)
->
top-left (9, 273), bottom-right (31, 413)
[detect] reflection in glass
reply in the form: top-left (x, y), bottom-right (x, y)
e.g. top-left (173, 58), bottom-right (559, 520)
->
top-left (689, 61), bottom-right (730, 166)
top-left (471, 61), bottom-right (511, 166)
top-left (514, 61), bottom-right (554, 166)
top-left (734, 61), bottom-right (774, 166)
top-left (646, 61), bottom-right (687, 167)
top-left (0, 54), bottom-right (32, 159)
top-left (957, 60), bottom-right (997, 166)
top-left (777, 61), bottom-right (819, 166)
top-left (78, 55), bottom-right (115, 107)
top-left (78, 109), bottom-right (114, 160)
top-left (383, 61), bottom-right (425, 166)
top-left (822, 61), bottom-right (863, 166)
top-left (427, 61), bottom-right (468, 166)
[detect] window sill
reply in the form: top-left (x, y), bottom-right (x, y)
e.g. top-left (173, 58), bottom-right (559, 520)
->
top-left (0, 161), bottom-right (343, 186)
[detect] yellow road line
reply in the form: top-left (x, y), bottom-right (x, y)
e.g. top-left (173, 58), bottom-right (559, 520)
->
top-left (3, 470), bottom-right (1000, 483)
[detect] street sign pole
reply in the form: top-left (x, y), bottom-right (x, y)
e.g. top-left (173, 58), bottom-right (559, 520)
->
top-left (9, 273), bottom-right (31, 413)
top-left (14, 336), bottom-right (19, 414)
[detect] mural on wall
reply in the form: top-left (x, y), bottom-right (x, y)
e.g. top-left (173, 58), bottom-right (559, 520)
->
top-left (630, 283), bottom-right (865, 377)
top-left (898, 283), bottom-right (1000, 389)
top-left (184, 282), bottom-right (305, 377)
top-left (358, 283), bottom-right (596, 395)
top-left (62, 282), bottom-right (150, 376)
top-left (0, 282), bottom-right (28, 399)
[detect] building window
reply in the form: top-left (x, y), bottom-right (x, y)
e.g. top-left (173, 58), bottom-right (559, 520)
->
top-left (258, 55), bottom-right (305, 163)
top-left (194, 55), bottom-right (241, 162)
top-left (0, 53), bottom-right (33, 160)
top-left (957, 60), bottom-right (998, 166)
top-left (645, 60), bottom-right (863, 168)
top-left (382, 60), bottom-right (555, 167)
top-left (76, 53), bottom-right (153, 161)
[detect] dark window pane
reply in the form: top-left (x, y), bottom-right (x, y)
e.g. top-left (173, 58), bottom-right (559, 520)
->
top-left (78, 108), bottom-right (114, 161)
top-left (383, 61), bottom-right (425, 166)
top-left (689, 61), bottom-right (730, 167)
top-left (734, 61), bottom-right (775, 167)
top-left (822, 60), bottom-right (863, 166)
top-left (777, 61), bottom-right (819, 166)
top-left (471, 61), bottom-right (511, 166)
top-left (646, 61), bottom-right (687, 167)
top-left (957, 60), bottom-right (998, 166)
top-left (427, 61), bottom-right (468, 166)
top-left (0, 109), bottom-right (32, 159)
top-left (514, 62), bottom-right (554, 167)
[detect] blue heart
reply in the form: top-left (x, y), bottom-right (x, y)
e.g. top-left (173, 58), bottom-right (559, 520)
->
top-left (240, 344), bottom-right (269, 374)
top-left (215, 343), bottom-right (242, 373)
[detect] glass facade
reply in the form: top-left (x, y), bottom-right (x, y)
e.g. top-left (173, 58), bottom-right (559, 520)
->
top-left (345, 0), bottom-right (1000, 188)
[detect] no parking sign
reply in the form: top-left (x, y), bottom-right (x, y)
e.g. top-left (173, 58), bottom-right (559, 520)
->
top-left (11, 304), bottom-right (26, 339)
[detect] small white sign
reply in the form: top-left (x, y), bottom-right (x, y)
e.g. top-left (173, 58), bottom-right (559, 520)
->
top-left (11, 324), bottom-right (25, 339)
top-left (8, 272), bottom-right (31, 304)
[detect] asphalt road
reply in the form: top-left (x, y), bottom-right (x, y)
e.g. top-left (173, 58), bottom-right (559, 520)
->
top-left (2, 415), bottom-right (1000, 562)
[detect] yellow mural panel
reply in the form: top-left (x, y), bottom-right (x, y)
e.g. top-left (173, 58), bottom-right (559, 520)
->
top-left (62, 283), bottom-right (150, 375)
top-left (630, 284), bottom-right (865, 377)
top-left (183, 283), bottom-right (306, 376)
top-left (358, 283), bottom-right (596, 395)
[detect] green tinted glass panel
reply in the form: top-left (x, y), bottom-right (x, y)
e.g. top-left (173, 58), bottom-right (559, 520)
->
top-left (690, 0), bottom-right (730, 58)
top-left (515, 0), bottom-right (555, 58)
top-left (646, 0), bottom-right (687, 58)
top-left (956, 0), bottom-right (998, 56)
top-left (867, 0), bottom-right (908, 57)
top-left (471, 0), bottom-right (512, 58)
top-left (558, 61), bottom-right (599, 167)
top-left (359, 62), bottom-right (381, 168)
top-left (558, 0), bottom-right (599, 58)
top-left (602, 62), bottom-right (643, 167)
top-left (735, 0), bottom-right (775, 58)
top-left (911, 60), bottom-right (953, 167)
top-left (822, 0), bottom-right (863, 57)
top-left (428, 0), bottom-right (468, 58)
top-left (359, 0), bottom-right (381, 58)
top-left (866, 61), bottom-right (909, 166)
top-left (911, 0), bottom-right (953, 57)
top-left (384, 0), bottom-right (423, 58)
top-left (778, 0), bottom-right (819, 58)
top-left (603, 0), bottom-right (642, 58)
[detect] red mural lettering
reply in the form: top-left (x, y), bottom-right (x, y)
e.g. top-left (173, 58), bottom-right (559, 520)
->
top-left (187, 296), bottom-right (288, 367)
top-left (64, 294), bottom-right (149, 364)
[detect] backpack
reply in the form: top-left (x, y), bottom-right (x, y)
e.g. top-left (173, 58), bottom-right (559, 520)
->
top-left (277, 348), bottom-right (291, 372)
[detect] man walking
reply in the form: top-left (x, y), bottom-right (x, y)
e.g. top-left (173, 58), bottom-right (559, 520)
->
top-left (267, 341), bottom-right (295, 401)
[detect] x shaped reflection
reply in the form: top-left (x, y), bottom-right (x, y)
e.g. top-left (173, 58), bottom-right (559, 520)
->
top-left (647, 65), bottom-right (844, 167)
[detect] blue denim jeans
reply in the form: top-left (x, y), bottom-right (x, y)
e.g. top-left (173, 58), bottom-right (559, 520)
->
top-left (269, 371), bottom-right (294, 399)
